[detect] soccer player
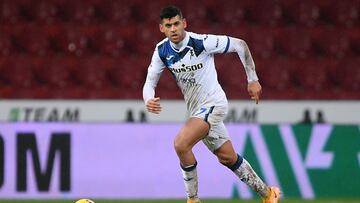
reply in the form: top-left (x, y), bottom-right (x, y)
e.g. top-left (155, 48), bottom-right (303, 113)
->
top-left (142, 6), bottom-right (280, 203)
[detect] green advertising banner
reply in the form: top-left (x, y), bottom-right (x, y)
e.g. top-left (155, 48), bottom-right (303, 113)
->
top-left (230, 124), bottom-right (360, 199)
top-left (0, 123), bottom-right (358, 199)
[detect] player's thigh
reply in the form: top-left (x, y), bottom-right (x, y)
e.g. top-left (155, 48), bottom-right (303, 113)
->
top-left (175, 117), bottom-right (210, 148)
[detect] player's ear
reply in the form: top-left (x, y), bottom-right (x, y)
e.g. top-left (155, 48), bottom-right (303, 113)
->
top-left (159, 23), bottom-right (165, 33)
top-left (183, 18), bottom-right (187, 29)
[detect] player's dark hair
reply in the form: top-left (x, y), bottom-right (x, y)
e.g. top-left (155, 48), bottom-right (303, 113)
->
top-left (160, 6), bottom-right (183, 21)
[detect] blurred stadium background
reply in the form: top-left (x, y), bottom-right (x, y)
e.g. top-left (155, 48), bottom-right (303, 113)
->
top-left (0, 0), bottom-right (359, 202)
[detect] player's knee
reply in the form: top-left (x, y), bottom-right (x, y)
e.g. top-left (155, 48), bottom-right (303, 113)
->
top-left (174, 138), bottom-right (191, 155)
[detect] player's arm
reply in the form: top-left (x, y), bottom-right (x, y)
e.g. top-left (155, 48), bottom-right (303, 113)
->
top-left (143, 48), bottom-right (165, 114)
top-left (143, 72), bottom-right (162, 114)
top-left (203, 34), bottom-right (261, 103)
top-left (227, 37), bottom-right (262, 104)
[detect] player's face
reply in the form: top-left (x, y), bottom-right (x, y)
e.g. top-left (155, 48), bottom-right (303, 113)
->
top-left (159, 15), bottom-right (187, 44)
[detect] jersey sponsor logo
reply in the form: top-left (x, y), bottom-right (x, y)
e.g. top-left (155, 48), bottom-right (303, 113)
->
top-left (179, 77), bottom-right (196, 86)
top-left (166, 55), bottom-right (175, 60)
top-left (169, 63), bottom-right (203, 74)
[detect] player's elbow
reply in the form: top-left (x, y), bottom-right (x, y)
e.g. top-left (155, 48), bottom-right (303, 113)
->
top-left (238, 39), bottom-right (249, 50)
top-left (230, 37), bottom-right (249, 53)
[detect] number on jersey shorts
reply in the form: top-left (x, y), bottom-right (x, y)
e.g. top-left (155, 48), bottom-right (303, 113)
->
top-left (192, 105), bottom-right (230, 152)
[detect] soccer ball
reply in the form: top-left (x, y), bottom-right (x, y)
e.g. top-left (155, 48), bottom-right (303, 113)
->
top-left (75, 199), bottom-right (95, 203)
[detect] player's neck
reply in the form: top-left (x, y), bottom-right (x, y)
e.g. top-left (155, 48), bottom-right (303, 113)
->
top-left (170, 31), bottom-right (189, 52)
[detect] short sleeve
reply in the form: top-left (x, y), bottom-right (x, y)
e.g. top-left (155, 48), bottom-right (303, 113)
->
top-left (203, 34), bottom-right (230, 54)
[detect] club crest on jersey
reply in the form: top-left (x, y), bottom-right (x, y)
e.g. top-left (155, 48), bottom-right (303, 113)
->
top-left (169, 63), bottom-right (203, 74)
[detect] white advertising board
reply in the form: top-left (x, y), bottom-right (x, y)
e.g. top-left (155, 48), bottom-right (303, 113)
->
top-left (0, 100), bottom-right (359, 124)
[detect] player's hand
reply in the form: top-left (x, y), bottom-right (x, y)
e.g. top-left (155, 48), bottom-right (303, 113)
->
top-left (146, 97), bottom-right (162, 114)
top-left (248, 81), bottom-right (262, 104)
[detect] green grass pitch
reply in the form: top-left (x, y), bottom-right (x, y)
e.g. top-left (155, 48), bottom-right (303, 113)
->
top-left (1, 199), bottom-right (360, 203)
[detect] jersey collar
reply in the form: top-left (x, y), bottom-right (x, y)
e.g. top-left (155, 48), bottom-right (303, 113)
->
top-left (169, 31), bottom-right (190, 53)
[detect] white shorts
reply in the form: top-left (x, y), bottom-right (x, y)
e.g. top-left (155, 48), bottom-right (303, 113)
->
top-left (191, 105), bottom-right (230, 152)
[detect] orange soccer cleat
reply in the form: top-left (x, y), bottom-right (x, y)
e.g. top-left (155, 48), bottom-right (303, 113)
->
top-left (262, 186), bottom-right (281, 203)
top-left (187, 198), bottom-right (201, 203)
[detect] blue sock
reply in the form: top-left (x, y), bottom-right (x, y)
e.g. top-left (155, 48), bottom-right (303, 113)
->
top-left (181, 161), bottom-right (197, 172)
top-left (228, 154), bottom-right (244, 171)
